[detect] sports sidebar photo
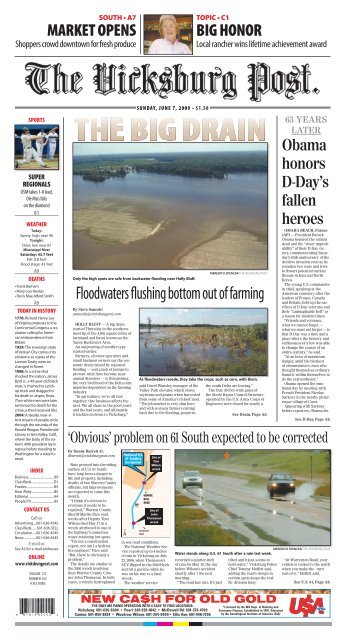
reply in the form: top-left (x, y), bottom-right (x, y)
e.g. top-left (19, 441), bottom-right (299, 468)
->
top-left (14, 124), bottom-right (60, 170)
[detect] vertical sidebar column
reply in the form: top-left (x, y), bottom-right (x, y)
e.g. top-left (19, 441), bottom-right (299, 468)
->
top-left (277, 112), bottom-right (331, 424)
top-left (13, 119), bottom-right (63, 619)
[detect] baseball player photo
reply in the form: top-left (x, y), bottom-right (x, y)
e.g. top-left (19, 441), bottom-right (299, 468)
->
top-left (35, 128), bottom-right (48, 159)
top-left (46, 129), bottom-right (58, 160)
top-left (14, 124), bottom-right (60, 170)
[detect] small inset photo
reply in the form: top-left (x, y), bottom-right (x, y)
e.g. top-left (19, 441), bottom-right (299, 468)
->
top-left (139, 308), bottom-right (268, 377)
top-left (14, 124), bottom-right (60, 170)
top-left (144, 14), bottom-right (193, 55)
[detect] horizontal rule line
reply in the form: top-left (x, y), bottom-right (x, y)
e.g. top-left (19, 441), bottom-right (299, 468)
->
top-left (210, 106), bottom-right (331, 109)
top-left (67, 424), bottom-right (329, 429)
top-left (14, 214), bottom-right (60, 216)
top-left (15, 106), bottom-right (133, 109)
top-left (15, 105), bottom-right (331, 110)
top-left (15, 55), bottom-right (331, 58)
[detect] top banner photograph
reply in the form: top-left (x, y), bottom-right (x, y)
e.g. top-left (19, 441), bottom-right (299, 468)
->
top-left (72, 141), bottom-right (268, 270)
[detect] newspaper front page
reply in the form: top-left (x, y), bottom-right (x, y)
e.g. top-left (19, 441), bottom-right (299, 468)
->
top-left (5, 0), bottom-right (340, 636)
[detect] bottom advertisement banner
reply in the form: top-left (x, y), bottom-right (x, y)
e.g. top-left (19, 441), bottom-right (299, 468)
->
top-left (68, 589), bottom-right (330, 621)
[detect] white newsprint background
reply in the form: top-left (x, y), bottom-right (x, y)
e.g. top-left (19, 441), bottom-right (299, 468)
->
top-left (2, 0), bottom-right (343, 639)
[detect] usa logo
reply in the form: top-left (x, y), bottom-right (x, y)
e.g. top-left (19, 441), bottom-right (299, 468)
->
top-left (289, 595), bottom-right (325, 617)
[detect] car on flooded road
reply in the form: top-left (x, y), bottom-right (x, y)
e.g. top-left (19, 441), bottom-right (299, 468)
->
top-left (182, 470), bottom-right (203, 489)
top-left (267, 473), bottom-right (295, 498)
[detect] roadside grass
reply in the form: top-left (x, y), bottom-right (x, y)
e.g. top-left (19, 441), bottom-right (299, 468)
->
top-left (175, 523), bottom-right (239, 546)
top-left (175, 491), bottom-right (238, 545)
top-left (176, 493), bottom-right (198, 507)
top-left (175, 507), bottom-right (210, 522)
top-left (226, 450), bottom-right (330, 479)
top-left (314, 482), bottom-right (331, 497)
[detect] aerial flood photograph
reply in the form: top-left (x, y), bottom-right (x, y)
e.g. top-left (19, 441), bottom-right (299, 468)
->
top-left (175, 449), bottom-right (331, 546)
top-left (139, 308), bottom-right (268, 377)
top-left (73, 142), bottom-right (268, 270)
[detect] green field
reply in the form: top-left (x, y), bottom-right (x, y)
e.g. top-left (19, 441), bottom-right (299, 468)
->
top-left (175, 495), bottom-right (239, 546)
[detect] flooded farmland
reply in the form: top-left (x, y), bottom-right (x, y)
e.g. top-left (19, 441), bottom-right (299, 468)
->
top-left (73, 166), bottom-right (267, 270)
top-left (139, 325), bottom-right (268, 377)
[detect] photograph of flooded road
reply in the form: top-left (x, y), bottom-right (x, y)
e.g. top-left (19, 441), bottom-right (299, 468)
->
top-left (175, 450), bottom-right (331, 546)
top-left (73, 142), bottom-right (267, 270)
